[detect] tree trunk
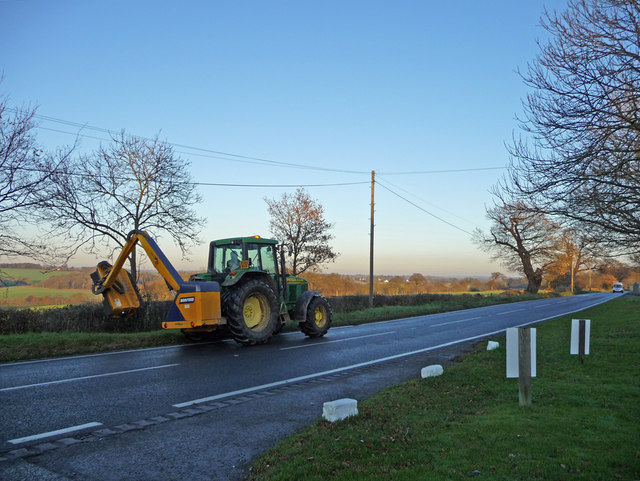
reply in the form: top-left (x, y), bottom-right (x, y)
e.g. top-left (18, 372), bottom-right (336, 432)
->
top-left (521, 252), bottom-right (543, 294)
top-left (525, 272), bottom-right (543, 294)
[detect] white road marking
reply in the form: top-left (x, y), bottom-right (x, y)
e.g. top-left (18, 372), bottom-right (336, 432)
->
top-left (0, 364), bottom-right (180, 392)
top-left (431, 317), bottom-right (482, 328)
top-left (280, 331), bottom-right (394, 350)
top-left (496, 308), bottom-right (526, 315)
top-left (8, 422), bottom-right (103, 445)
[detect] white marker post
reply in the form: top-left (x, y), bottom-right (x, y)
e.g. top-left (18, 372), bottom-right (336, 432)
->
top-left (506, 327), bottom-right (536, 406)
top-left (570, 319), bottom-right (590, 363)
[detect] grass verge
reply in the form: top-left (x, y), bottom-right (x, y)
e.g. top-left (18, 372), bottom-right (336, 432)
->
top-left (330, 295), bottom-right (535, 326)
top-left (0, 330), bottom-right (187, 362)
top-left (249, 296), bottom-right (640, 481)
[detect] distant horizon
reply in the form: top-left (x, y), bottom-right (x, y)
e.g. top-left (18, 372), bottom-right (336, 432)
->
top-left (0, 260), bottom-right (522, 281)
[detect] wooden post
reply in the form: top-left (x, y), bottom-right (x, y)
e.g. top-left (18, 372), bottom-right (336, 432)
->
top-left (578, 319), bottom-right (586, 364)
top-left (518, 327), bottom-right (532, 407)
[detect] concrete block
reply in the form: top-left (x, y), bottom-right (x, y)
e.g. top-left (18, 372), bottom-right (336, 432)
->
top-left (421, 364), bottom-right (444, 378)
top-left (487, 341), bottom-right (500, 351)
top-left (322, 398), bottom-right (358, 422)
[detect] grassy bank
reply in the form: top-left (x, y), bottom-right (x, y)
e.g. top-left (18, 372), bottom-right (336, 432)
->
top-left (331, 292), bottom-right (545, 326)
top-left (249, 296), bottom-right (640, 481)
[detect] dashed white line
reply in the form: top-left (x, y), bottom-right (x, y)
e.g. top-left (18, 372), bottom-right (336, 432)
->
top-left (431, 316), bottom-right (482, 328)
top-left (280, 331), bottom-right (394, 350)
top-left (8, 422), bottom-right (103, 445)
top-left (496, 308), bottom-right (526, 315)
top-left (0, 364), bottom-right (180, 392)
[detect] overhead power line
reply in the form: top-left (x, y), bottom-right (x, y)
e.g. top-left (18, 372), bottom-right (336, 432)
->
top-left (375, 180), bottom-right (475, 236)
top-left (11, 164), bottom-right (368, 189)
top-left (376, 176), bottom-right (477, 226)
top-left (30, 112), bottom-right (370, 174)
top-left (378, 166), bottom-right (505, 175)
top-left (195, 181), bottom-right (369, 188)
top-left (38, 126), bottom-right (111, 144)
top-left (20, 109), bottom-right (506, 176)
top-left (38, 126), bottom-right (362, 171)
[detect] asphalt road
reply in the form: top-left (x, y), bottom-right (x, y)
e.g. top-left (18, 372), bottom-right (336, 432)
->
top-left (0, 293), bottom-right (614, 480)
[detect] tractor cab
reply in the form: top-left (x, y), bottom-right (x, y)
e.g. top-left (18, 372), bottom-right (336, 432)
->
top-left (200, 236), bottom-right (312, 314)
top-left (206, 236), bottom-right (279, 283)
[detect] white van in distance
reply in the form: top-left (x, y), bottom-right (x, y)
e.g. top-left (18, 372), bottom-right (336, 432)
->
top-left (612, 282), bottom-right (624, 293)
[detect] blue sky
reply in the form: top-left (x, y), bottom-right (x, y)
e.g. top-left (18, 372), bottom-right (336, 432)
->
top-left (1, 0), bottom-right (568, 276)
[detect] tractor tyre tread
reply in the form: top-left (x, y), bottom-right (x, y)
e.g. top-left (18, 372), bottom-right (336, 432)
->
top-left (223, 279), bottom-right (279, 345)
top-left (299, 295), bottom-right (332, 338)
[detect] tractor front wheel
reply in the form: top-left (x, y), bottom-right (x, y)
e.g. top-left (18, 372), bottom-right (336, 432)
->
top-left (299, 295), bottom-right (332, 338)
top-left (224, 279), bottom-right (279, 345)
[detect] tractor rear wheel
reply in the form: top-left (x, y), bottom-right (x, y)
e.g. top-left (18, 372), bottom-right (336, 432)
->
top-left (224, 279), bottom-right (279, 345)
top-left (299, 295), bottom-right (332, 338)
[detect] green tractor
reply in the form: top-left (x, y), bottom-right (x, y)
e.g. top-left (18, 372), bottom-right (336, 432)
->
top-left (91, 230), bottom-right (332, 346)
top-left (188, 235), bottom-right (332, 345)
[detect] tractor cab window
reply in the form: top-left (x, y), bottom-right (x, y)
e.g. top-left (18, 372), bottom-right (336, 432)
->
top-left (245, 242), bottom-right (278, 275)
top-left (212, 245), bottom-right (243, 273)
top-left (227, 250), bottom-right (241, 270)
top-left (210, 241), bottom-right (278, 276)
top-left (259, 245), bottom-right (277, 275)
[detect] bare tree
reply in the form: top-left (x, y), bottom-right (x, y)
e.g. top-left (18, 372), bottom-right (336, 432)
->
top-left (506, 0), bottom-right (640, 255)
top-left (488, 272), bottom-right (507, 291)
top-left (264, 188), bottom-right (338, 275)
top-left (0, 94), bottom-right (73, 264)
top-left (598, 258), bottom-right (633, 283)
top-left (474, 200), bottom-right (560, 293)
top-left (546, 229), bottom-right (599, 292)
top-left (39, 132), bottom-right (204, 280)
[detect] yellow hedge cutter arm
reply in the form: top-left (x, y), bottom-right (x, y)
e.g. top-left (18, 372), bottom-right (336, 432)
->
top-left (90, 230), bottom-right (223, 331)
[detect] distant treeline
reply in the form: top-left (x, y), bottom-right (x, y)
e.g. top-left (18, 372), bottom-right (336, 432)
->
top-left (0, 263), bottom-right (44, 269)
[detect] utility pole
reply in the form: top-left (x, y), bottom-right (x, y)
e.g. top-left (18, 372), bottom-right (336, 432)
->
top-left (369, 170), bottom-right (375, 308)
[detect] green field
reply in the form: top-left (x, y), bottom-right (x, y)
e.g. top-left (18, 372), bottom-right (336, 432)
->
top-left (0, 268), bottom-right (69, 283)
top-left (0, 285), bottom-right (93, 301)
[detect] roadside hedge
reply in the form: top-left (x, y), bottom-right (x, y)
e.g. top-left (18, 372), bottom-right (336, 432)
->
top-left (326, 293), bottom-right (480, 313)
top-left (0, 301), bottom-right (172, 335)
